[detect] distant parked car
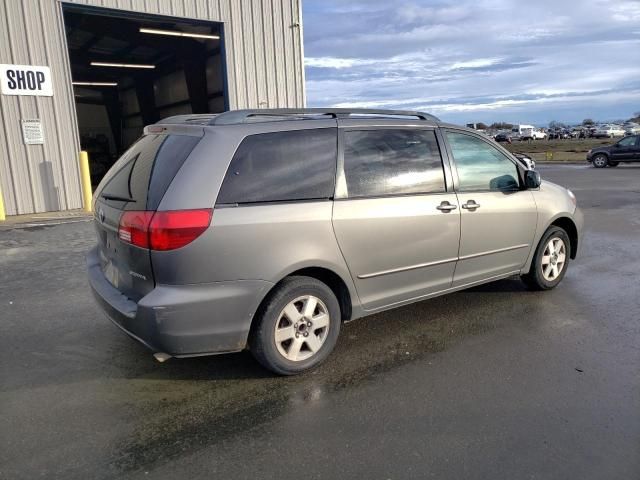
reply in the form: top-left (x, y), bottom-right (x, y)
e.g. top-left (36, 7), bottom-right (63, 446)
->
top-left (547, 129), bottom-right (568, 140)
top-left (573, 128), bottom-right (590, 139)
top-left (593, 124), bottom-right (626, 138)
top-left (569, 129), bottom-right (581, 138)
top-left (583, 126), bottom-right (597, 138)
top-left (623, 123), bottom-right (640, 136)
top-left (587, 135), bottom-right (640, 167)
top-left (495, 132), bottom-right (513, 143)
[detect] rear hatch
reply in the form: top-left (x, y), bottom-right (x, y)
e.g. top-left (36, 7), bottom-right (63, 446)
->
top-left (93, 132), bottom-right (202, 301)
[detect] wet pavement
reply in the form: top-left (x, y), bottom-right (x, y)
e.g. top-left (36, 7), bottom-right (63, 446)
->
top-left (1, 164), bottom-right (639, 479)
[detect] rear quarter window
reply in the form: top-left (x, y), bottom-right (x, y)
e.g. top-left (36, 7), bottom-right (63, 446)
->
top-left (97, 134), bottom-right (201, 210)
top-left (216, 128), bottom-right (337, 204)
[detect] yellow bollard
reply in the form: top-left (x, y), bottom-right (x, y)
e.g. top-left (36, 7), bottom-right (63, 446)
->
top-left (0, 183), bottom-right (6, 221)
top-left (79, 151), bottom-right (93, 212)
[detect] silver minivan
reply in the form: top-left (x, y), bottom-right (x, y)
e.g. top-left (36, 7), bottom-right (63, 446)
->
top-left (88, 109), bottom-right (583, 375)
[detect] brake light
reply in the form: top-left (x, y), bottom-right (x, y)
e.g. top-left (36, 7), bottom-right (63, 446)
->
top-left (149, 209), bottom-right (212, 250)
top-left (118, 211), bottom-right (154, 248)
top-left (118, 209), bottom-right (212, 250)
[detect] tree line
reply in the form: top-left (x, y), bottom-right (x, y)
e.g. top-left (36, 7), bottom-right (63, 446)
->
top-left (471, 112), bottom-right (639, 130)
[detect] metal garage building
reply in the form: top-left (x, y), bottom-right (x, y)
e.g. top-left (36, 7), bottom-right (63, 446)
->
top-left (0, 0), bottom-right (305, 216)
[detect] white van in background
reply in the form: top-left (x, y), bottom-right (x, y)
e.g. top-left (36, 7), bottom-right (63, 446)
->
top-left (513, 124), bottom-right (546, 140)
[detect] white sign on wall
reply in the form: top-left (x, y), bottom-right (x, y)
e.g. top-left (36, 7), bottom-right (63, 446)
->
top-left (21, 119), bottom-right (44, 145)
top-left (0, 64), bottom-right (53, 96)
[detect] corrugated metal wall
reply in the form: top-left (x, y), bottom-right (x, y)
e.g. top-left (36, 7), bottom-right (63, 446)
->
top-left (0, 0), bottom-right (305, 216)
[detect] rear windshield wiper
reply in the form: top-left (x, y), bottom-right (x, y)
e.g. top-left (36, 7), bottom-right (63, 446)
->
top-left (101, 193), bottom-right (134, 202)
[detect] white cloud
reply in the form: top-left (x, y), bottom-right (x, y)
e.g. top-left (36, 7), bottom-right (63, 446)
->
top-left (305, 57), bottom-right (365, 69)
top-left (610, 2), bottom-right (640, 22)
top-left (449, 58), bottom-right (502, 70)
top-left (303, 0), bottom-right (640, 123)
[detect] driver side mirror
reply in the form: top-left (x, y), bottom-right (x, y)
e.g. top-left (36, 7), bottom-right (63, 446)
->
top-left (525, 170), bottom-right (541, 189)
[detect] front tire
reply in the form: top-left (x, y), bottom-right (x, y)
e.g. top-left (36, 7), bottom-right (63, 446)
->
top-left (250, 276), bottom-right (341, 375)
top-left (608, 160), bottom-right (619, 167)
top-left (592, 154), bottom-right (608, 168)
top-left (522, 227), bottom-right (570, 290)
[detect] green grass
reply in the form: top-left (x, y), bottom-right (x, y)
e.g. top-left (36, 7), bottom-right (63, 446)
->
top-left (502, 138), bottom-right (615, 162)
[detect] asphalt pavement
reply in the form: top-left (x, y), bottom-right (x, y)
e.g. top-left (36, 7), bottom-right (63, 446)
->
top-left (1, 164), bottom-right (639, 479)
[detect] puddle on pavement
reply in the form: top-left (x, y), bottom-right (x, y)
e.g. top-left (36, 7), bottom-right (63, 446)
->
top-left (108, 278), bottom-right (539, 474)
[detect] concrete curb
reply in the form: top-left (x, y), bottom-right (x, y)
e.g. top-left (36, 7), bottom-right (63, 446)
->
top-left (536, 161), bottom-right (589, 165)
top-left (0, 209), bottom-right (92, 230)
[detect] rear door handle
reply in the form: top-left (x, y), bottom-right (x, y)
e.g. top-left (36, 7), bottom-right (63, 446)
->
top-left (437, 201), bottom-right (458, 212)
top-left (461, 200), bottom-right (481, 210)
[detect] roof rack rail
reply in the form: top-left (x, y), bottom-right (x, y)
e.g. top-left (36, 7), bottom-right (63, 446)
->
top-left (209, 108), bottom-right (440, 125)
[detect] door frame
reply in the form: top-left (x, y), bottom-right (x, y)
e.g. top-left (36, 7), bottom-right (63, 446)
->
top-left (331, 121), bottom-right (461, 311)
top-left (438, 127), bottom-right (538, 286)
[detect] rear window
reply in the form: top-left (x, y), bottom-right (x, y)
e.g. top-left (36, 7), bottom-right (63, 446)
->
top-left (97, 134), bottom-right (201, 210)
top-left (216, 128), bottom-right (337, 205)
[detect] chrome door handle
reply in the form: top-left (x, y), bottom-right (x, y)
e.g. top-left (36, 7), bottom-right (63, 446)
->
top-left (436, 202), bottom-right (458, 212)
top-left (461, 200), bottom-right (481, 210)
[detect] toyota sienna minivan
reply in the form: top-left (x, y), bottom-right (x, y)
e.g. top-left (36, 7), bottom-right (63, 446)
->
top-left (88, 108), bottom-right (583, 375)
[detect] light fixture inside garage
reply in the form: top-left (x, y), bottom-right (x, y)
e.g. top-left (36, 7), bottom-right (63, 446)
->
top-left (139, 27), bottom-right (219, 40)
top-left (90, 62), bottom-right (155, 69)
top-left (72, 81), bottom-right (118, 86)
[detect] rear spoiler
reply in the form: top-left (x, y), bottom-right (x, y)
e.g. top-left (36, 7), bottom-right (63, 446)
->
top-left (143, 123), bottom-right (205, 137)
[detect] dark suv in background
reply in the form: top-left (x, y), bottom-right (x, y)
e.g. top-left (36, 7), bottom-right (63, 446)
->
top-left (587, 135), bottom-right (640, 167)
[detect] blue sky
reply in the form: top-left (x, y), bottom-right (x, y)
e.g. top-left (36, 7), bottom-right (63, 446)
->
top-left (302, 0), bottom-right (640, 126)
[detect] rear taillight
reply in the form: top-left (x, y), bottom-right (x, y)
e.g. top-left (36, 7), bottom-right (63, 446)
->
top-left (148, 209), bottom-right (212, 251)
top-left (118, 209), bottom-right (212, 251)
top-left (118, 211), bottom-right (154, 248)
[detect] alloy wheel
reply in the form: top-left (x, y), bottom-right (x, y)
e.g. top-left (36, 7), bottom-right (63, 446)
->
top-left (274, 295), bottom-right (330, 362)
top-left (593, 155), bottom-right (607, 168)
top-left (541, 237), bottom-right (566, 281)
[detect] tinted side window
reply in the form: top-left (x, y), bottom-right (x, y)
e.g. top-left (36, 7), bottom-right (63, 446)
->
top-left (343, 129), bottom-right (445, 198)
top-left (217, 129), bottom-right (337, 204)
top-left (617, 136), bottom-right (635, 147)
top-left (446, 132), bottom-right (519, 191)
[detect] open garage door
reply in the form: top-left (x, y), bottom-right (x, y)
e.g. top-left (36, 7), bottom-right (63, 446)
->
top-left (62, 4), bottom-right (226, 186)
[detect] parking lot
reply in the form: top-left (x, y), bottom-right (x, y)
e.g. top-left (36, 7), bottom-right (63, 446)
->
top-left (1, 164), bottom-right (639, 479)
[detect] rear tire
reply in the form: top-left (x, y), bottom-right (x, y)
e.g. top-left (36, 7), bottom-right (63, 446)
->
top-left (522, 227), bottom-right (570, 291)
top-left (250, 276), bottom-right (341, 375)
top-left (592, 154), bottom-right (608, 168)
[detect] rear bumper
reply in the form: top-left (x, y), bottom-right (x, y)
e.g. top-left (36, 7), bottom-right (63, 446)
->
top-left (87, 247), bottom-right (273, 357)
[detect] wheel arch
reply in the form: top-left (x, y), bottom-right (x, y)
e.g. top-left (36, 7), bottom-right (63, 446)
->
top-left (549, 216), bottom-right (578, 259)
top-left (253, 265), bottom-right (356, 327)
